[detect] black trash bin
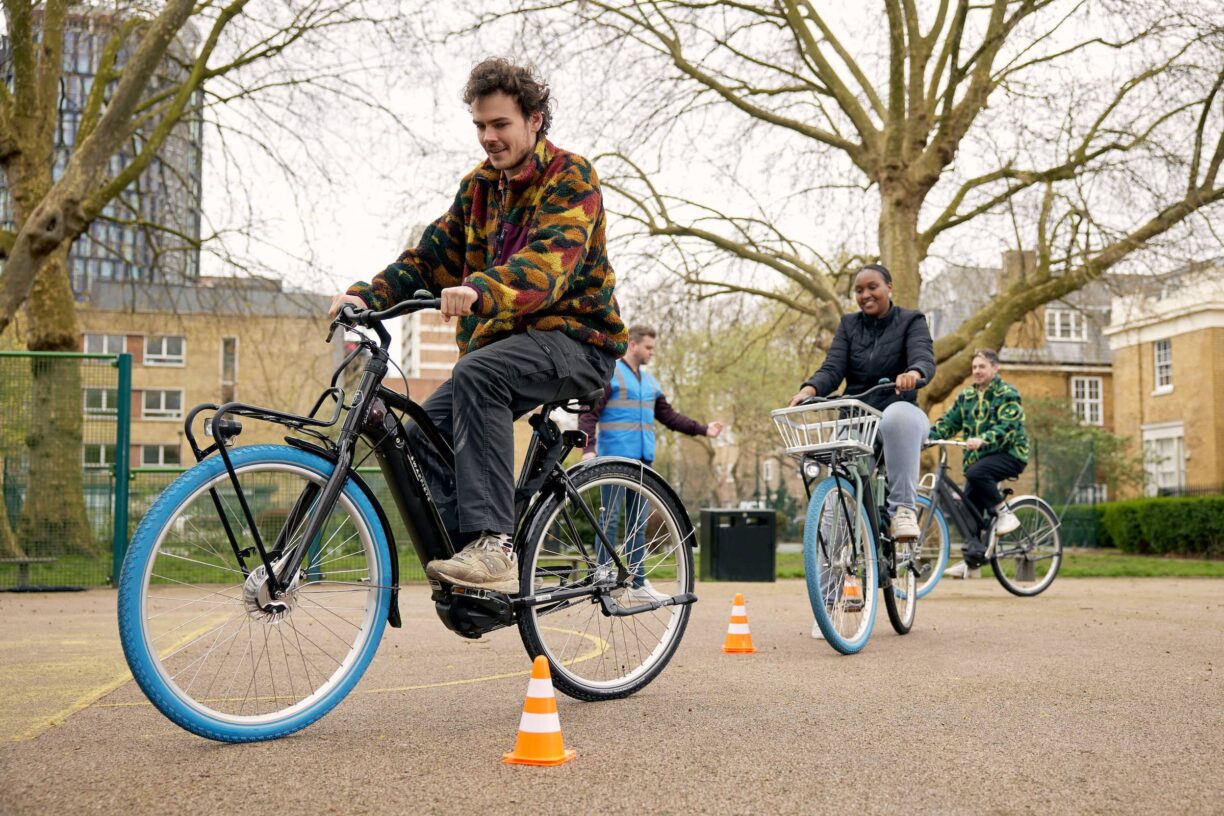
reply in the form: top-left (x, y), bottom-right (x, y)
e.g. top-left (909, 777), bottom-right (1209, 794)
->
top-left (699, 508), bottom-right (776, 582)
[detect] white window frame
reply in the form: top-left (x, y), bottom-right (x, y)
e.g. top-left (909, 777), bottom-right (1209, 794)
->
top-left (762, 459), bottom-right (775, 484)
top-left (220, 336), bottom-right (239, 385)
top-left (1141, 422), bottom-right (1185, 495)
top-left (1070, 376), bottom-right (1103, 426)
top-left (83, 386), bottom-right (119, 418)
top-left (1153, 338), bottom-right (1172, 394)
top-left (142, 388), bottom-right (183, 420)
top-left (141, 444), bottom-right (182, 467)
top-left (144, 335), bottom-right (186, 366)
top-left (83, 333), bottom-right (125, 355)
top-left (82, 443), bottom-right (116, 470)
top-left (1045, 307), bottom-right (1086, 342)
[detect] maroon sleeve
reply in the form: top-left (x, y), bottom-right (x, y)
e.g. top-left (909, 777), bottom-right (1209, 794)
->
top-left (654, 392), bottom-right (707, 436)
top-left (577, 384), bottom-right (612, 453)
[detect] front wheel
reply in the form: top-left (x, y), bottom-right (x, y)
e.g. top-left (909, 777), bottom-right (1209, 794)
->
top-left (117, 445), bottom-right (392, 742)
top-left (989, 496), bottom-right (1062, 596)
top-left (517, 459), bottom-right (694, 701)
top-left (804, 476), bottom-right (877, 654)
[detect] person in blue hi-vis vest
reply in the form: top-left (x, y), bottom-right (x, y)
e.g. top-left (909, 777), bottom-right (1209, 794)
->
top-left (578, 325), bottom-right (724, 602)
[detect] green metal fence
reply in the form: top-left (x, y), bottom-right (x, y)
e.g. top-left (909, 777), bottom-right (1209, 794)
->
top-left (0, 351), bottom-right (131, 590)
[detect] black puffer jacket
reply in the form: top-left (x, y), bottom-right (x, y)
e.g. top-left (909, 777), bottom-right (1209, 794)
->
top-left (804, 305), bottom-right (936, 412)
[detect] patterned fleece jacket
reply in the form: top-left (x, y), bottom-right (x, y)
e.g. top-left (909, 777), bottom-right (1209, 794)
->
top-left (929, 375), bottom-right (1030, 466)
top-left (347, 139), bottom-right (628, 357)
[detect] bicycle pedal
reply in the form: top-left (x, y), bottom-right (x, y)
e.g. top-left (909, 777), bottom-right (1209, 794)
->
top-left (451, 585), bottom-right (495, 600)
top-left (916, 562), bottom-right (933, 579)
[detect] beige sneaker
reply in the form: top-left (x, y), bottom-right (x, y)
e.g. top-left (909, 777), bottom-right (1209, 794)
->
top-left (426, 534), bottom-right (519, 594)
top-left (892, 506), bottom-right (920, 540)
top-left (995, 505), bottom-right (1020, 535)
top-left (811, 620), bottom-right (824, 640)
top-left (943, 561), bottom-right (981, 580)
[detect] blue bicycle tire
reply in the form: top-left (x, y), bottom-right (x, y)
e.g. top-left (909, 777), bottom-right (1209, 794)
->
top-left (117, 445), bottom-right (391, 743)
top-left (804, 476), bottom-right (877, 654)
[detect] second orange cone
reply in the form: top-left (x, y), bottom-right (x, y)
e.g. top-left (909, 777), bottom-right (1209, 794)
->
top-left (721, 592), bottom-right (757, 653)
top-left (503, 656), bottom-right (577, 766)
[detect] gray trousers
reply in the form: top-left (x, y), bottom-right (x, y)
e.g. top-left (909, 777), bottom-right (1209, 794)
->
top-left (406, 330), bottom-right (616, 541)
top-left (879, 401), bottom-right (929, 514)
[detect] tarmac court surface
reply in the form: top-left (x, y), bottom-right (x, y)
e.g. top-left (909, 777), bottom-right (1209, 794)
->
top-left (1, 578), bottom-right (1222, 815)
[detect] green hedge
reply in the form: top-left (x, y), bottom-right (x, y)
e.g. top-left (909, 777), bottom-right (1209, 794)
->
top-left (1097, 496), bottom-right (1224, 557)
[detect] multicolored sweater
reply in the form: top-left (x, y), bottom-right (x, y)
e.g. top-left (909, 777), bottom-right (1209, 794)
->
top-left (347, 139), bottom-right (628, 357)
top-left (929, 375), bottom-right (1030, 466)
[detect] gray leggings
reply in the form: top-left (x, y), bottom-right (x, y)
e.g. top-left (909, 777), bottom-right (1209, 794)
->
top-left (879, 401), bottom-right (928, 514)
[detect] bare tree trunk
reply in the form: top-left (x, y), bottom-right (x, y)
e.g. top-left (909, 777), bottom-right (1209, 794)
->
top-left (16, 246), bottom-right (95, 557)
top-left (878, 184), bottom-right (923, 308)
top-left (0, 454), bottom-right (24, 559)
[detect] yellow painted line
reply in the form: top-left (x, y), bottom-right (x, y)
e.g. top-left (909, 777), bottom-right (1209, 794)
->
top-left (92, 625), bottom-right (611, 707)
top-left (12, 621), bottom-right (612, 733)
top-left (5, 616), bottom-right (231, 743)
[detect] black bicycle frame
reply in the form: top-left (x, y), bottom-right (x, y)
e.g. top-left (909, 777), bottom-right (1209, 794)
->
top-left (182, 301), bottom-right (673, 639)
top-left (922, 452), bottom-right (989, 546)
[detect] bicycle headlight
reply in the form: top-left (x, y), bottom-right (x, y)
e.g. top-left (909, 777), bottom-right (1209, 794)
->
top-left (803, 462), bottom-right (821, 479)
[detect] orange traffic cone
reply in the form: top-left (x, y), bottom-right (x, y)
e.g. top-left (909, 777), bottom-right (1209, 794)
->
top-left (502, 656), bottom-right (577, 766)
top-left (721, 592), bottom-right (757, 654)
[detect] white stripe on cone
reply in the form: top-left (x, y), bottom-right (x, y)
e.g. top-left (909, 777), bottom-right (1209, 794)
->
top-left (517, 711), bottom-right (563, 733)
top-left (727, 623), bottom-right (751, 635)
top-left (732, 605), bottom-right (746, 616)
top-left (526, 678), bottom-right (555, 699)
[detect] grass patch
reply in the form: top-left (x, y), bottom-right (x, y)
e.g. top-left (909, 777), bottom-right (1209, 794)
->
top-left (765, 546), bottom-right (1224, 580)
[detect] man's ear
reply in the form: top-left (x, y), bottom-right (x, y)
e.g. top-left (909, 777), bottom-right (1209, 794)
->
top-left (528, 110), bottom-right (543, 135)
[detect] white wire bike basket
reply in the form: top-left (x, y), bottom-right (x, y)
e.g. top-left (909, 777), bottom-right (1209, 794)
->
top-left (770, 399), bottom-right (883, 464)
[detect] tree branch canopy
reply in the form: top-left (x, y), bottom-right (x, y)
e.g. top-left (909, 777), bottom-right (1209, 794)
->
top-left (494, 0), bottom-right (1224, 402)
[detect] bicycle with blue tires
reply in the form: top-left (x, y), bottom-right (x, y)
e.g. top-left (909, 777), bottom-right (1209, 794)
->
top-left (771, 380), bottom-right (922, 654)
top-left (117, 296), bottom-right (696, 742)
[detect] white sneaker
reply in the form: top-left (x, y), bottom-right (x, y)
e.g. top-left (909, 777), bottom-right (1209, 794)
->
top-left (995, 505), bottom-right (1020, 535)
top-left (944, 561), bottom-right (968, 579)
top-left (892, 506), bottom-right (920, 540)
top-left (811, 620), bottom-right (824, 640)
top-left (624, 580), bottom-right (670, 604)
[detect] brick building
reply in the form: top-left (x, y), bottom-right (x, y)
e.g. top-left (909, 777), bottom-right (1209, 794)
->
top-left (1104, 262), bottom-right (1224, 495)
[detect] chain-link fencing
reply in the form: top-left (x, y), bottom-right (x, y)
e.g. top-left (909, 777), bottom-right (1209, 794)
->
top-left (0, 351), bottom-right (131, 590)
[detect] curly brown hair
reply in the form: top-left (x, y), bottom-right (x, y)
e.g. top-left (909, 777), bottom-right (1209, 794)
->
top-left (462, 58), bottom-right (552, 137)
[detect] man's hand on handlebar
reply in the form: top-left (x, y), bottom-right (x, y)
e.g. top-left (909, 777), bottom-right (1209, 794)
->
top-left (789, 385), bottom-right (817, 406)
top-left (328, 294), bottom-right (366, 319)
top-left (440, 286), bottom-right (477, 322)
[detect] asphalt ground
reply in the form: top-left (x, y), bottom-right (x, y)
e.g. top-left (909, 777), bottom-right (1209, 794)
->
top-left (1, 577), bottom-right (1222, 815)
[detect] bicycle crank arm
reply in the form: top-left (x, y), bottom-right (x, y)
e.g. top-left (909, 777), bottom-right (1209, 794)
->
top-left (598, 591), bottom-right (698, 617)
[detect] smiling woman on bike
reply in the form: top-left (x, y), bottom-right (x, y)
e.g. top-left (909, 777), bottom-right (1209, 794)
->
top-left (928, 348), bottom-right (1029, 577)
top-left (788, 263), bottom-right (936, 542)
top-left (329, 58), bottom-right (626, 593)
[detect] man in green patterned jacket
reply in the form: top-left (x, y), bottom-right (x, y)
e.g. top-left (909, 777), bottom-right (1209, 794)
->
top-left (329, 58), bottom-right (627, 594)
top-left (929, 348), bottom-right (1029, 575)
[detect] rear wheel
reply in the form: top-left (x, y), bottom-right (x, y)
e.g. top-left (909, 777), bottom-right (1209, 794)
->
top-left (883, 536), bottom-right (917, 634)
top-left (910, 494), bottom-right (949, 599)
top-left (804, 476), bottom-right (877, 654)
top-left (517, 459), bottom-right (694, 701)
top-left (990, 496), bottom-right (1062, 596)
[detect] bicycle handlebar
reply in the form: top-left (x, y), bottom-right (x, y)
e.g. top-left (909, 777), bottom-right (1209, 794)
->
top-left (924, 439), bottom-right (967, 448)
top-left (799, 376), bottom-right (928, 406)
top-left (329, 290), bottom-right (442, 351)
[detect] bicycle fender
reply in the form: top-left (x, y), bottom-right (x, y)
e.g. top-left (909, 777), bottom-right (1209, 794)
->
top-left (564, 456), bottom-right (698, 548)
top-left (285, 437), bottom-right (402, 628)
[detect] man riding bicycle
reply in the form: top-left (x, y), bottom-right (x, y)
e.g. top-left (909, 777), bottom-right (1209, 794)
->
top-left (329, 58), bottom-right (627, 594)
top-left (928, 348), bottom-right (1029, 577)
